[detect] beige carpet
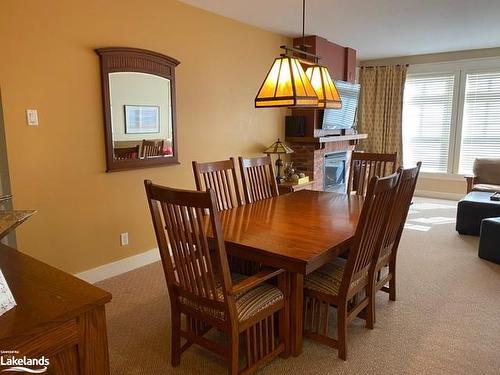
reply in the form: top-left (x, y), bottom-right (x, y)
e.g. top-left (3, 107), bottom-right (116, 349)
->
top-left (98, 197), bottom-right (500, 374)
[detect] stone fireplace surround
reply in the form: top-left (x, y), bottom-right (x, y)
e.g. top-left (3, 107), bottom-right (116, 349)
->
top-left (286, 135), bottom-right (367, 191)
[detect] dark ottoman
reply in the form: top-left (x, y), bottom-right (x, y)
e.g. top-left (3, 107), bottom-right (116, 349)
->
top-left (478, 218), bottom-right (500, 264)
top-left (456, 191), bottom-right (500, 235)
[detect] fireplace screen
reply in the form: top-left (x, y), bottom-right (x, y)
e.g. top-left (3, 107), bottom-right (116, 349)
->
top-left (324, 152), bottom-right (347, 193)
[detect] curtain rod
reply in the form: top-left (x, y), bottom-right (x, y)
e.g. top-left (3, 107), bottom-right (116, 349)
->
top-left (359, 64), bottom-right (410, 69)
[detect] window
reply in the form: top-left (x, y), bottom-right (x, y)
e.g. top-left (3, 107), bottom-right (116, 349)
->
top-left (458, 72), bottom-right (500, 174)
top-left (403, 74), bottom-right (455, 173)
top-left (402, 59), bottom-right (500, 176)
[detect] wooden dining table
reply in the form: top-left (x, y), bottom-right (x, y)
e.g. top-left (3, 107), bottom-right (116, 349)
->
top-left (215, 189), bottom-right (363, 356)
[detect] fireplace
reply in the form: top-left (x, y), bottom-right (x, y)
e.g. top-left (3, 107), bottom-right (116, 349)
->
top-left (286, 134), bottom-right (366, 191)
top-left (324, 152), bottom-right (347, 193)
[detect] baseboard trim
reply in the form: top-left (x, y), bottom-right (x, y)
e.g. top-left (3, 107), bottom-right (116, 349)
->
top-left (75, 248), bottom-right (160, 284)
top-left (415, 189), bottom-right (463, 201)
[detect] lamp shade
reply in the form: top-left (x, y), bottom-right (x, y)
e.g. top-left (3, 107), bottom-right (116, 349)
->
top-left (263, 138), bottom-right (294, 154)
top-left (305, 65), bottom-right (342, 109)
top-left (255, 57), bottom-right (319, 108)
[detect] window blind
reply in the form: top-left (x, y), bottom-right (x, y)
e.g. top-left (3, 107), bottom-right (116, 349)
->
top-left (402, 74), bottom-right (455, 173)
top-left (458, 72), bottom-right (500, 174)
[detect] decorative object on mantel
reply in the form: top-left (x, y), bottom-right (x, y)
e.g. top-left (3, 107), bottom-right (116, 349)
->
top-left (264, 138), bottom-right (294, 183)
top-left (0, 195), bottom-right (36, 239)
top-left (0, 269), bottom-right (16, 316)
top-left (254, 0), bottom-right (341, 109)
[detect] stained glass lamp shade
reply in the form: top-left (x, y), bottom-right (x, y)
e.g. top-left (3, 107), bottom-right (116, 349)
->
top-left (255, 57), bottom-right (319, 108)
top-left (263, 139), bottom-right (294, 155)
top-left (305, 65), bottom-right (342, 109)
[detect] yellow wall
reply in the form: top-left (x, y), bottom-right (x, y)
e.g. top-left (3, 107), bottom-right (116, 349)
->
top-left (0, 0), bottom-right (288, 273)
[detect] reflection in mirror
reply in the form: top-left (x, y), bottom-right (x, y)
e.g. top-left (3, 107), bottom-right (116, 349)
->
top-left (109, 72), bottom-right (173, 161)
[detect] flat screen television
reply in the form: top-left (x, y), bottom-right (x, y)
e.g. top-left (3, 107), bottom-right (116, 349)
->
top-left (322, 80), bottom-right (361, 130)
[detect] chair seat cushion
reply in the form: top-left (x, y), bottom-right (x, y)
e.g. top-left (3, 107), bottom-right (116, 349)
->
top-left (377, 245), bottom-right (392, 268)
top-left (305, 258), bottom-right (346, 296)
top-left (180, 273), bottom-right (283, 322)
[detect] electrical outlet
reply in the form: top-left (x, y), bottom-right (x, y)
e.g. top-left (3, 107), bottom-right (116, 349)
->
top-left (26, 109), bottom-right (39, 126)
top-left (120, 232), bottom-right (129, 246)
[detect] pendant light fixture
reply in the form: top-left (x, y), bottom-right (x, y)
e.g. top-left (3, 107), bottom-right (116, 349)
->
top-left (255, 0), bottom-right (341, 109)
top-left (305, 64), bottom-right (342, 109)
top-left (255, 55), bottom-right (319, 108)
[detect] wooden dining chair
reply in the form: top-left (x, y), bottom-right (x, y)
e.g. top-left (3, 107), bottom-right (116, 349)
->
top-left (371, 162), bottom-right (421, 312)
top-left (347, 151), bottom-right (397, 196)
top-left (193, 157), bottom-right (258, 274)
top-left (144, 180), bottom-right (289, 374)
top-left (114, 145), bottom-right (139, 160)
top-left (303, 172), bottom-right (400, 360)
top-left (141, 139), bottom-right (164, 158)
top-left (192, 158), bottom-right (243, 211)
top-left (238, 156), bottom-right (279, 204)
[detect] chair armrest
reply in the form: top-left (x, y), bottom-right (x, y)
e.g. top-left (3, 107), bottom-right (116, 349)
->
top-left (464, 176), bottom-right (478, 193)
top-left (230, 267), bottom-right (285, 295)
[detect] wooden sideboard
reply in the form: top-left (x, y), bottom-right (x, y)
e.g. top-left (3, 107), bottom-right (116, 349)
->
top-left (0, 244), bottom-right (112, 374)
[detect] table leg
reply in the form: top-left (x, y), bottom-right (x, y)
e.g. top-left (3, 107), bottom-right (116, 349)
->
top-left (290, 273), bottom-right (304, 356)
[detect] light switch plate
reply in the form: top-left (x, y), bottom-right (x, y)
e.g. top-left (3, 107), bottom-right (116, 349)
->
top-left (26, 109), bottom-right (39, 126)
top-left (120, 232), bottom-right (129, 246)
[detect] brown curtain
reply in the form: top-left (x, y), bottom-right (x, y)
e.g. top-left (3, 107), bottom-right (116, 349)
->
top-left (357, 65), bottom-right (408, 165)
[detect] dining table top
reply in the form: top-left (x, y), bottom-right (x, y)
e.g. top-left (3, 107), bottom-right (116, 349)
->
top-left (215, 190), bottom-right (363, 274)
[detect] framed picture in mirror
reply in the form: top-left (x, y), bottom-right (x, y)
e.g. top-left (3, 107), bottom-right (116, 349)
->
top-left (96, 47), bottom-right (180, 172)
top-left (124, 105), bottom-right (160, 134)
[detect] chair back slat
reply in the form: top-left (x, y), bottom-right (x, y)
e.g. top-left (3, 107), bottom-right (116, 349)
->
top-left (114, 145), bottom-right (139, 160)
top-left (342, 173), bottom-right (400, 293)
top-left (192, 158), bottom-right (243, 211)
top-left (239, 156), bottom-right (279, 204)
top-left (381, 162), bottom-right (422, 256)
top-left (348, 152), bottom-right (397, 196)
top-left (145, 181), bottom-right (234, 318)
top-left (141, 139), bottom-right (164, 158)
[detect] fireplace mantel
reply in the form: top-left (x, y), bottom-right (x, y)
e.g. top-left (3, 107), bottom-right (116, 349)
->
top-left (286, 133), bottom-right (367, 146)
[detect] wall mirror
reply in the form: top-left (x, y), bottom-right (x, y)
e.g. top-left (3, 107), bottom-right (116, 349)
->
top-left (96, 47), bottom-right (180, 172)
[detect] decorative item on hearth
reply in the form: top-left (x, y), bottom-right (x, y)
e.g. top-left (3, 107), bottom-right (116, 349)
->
top-left (264, 139), bottom-right (294, 183)
top-left (283, 163), bottom-right (309, 184)
top-left (254, 0), bottom-right (341, 109)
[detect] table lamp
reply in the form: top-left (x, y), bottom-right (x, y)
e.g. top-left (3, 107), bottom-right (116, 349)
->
top-left (264, 138), bottom-right (294, 183)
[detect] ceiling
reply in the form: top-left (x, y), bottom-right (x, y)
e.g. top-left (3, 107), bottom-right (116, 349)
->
top-left (179, 0), bottom-right (500, 60)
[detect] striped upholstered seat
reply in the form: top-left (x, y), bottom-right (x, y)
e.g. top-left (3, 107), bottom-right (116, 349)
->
top-left (305, 258), bottom-right (346, 296)
top-left (305, 258), bottom-right (370, 297)
top-left (181, 273), bottom-right (283, 322)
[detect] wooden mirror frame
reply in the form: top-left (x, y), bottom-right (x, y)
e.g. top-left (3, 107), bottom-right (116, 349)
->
top-left (96, 47), bottom-right (180, 172)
